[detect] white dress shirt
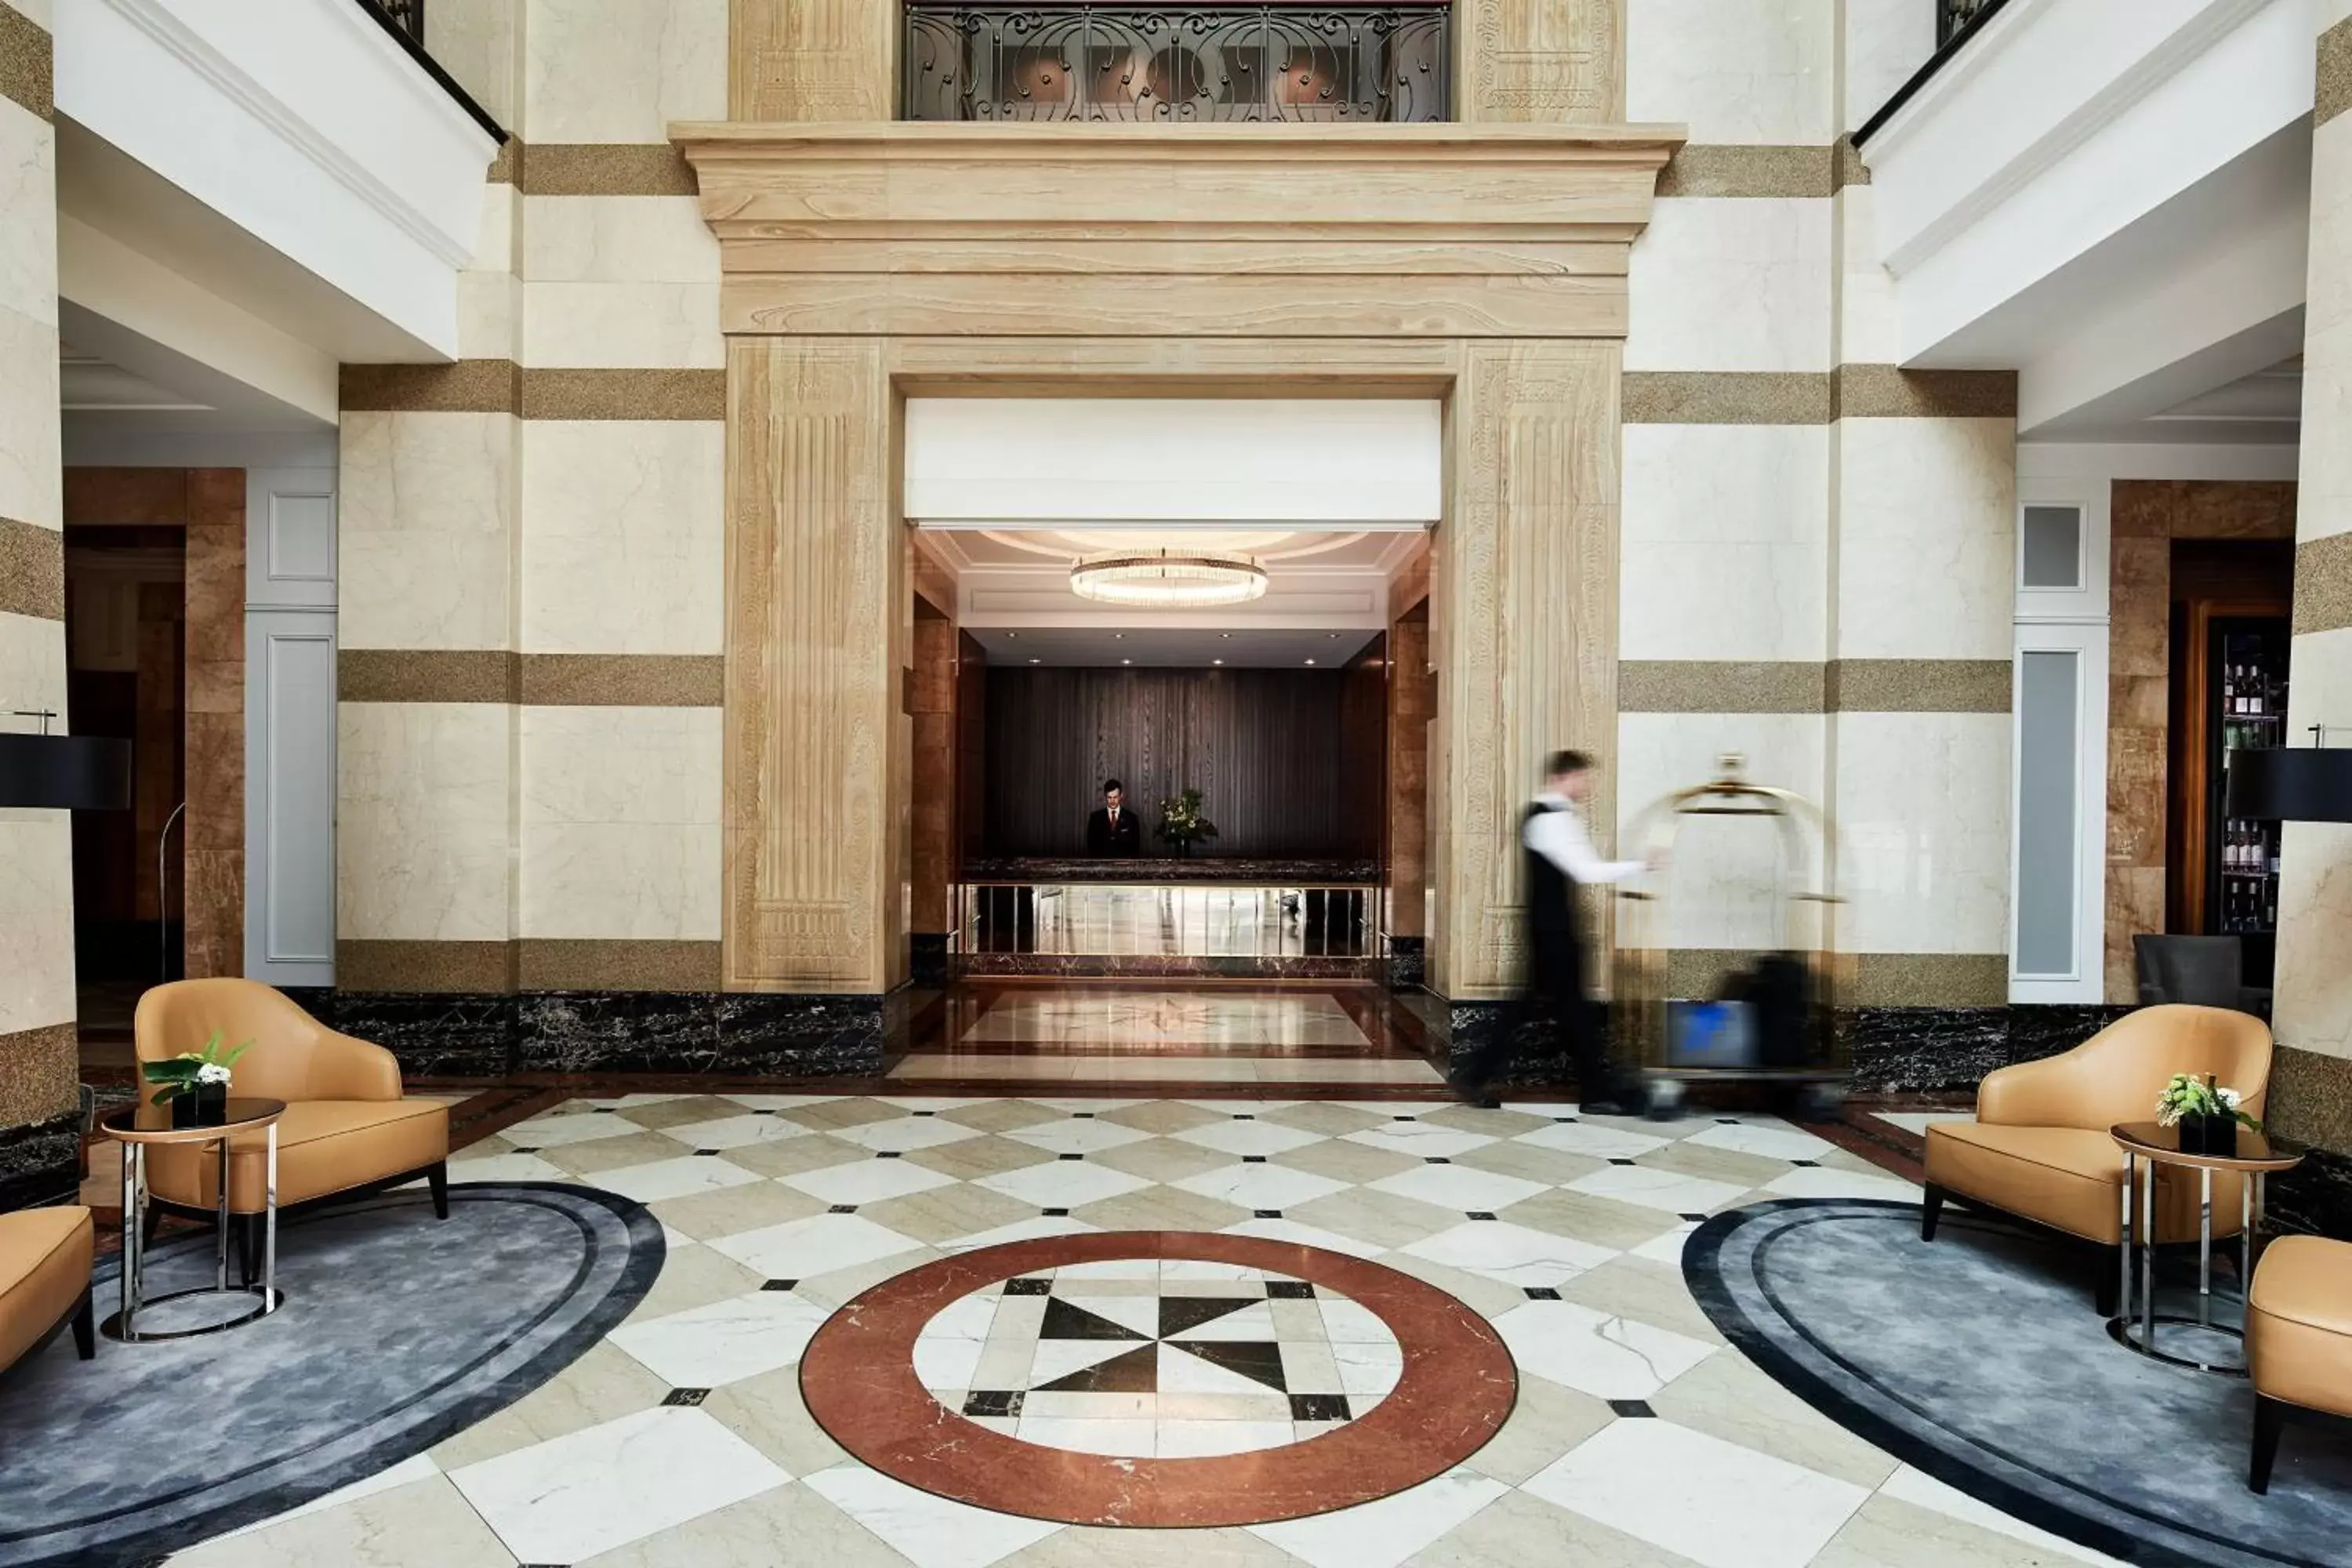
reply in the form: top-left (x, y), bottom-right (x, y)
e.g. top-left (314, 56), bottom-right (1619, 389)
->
top-left (1525, 791), bottom-right (1644, 884)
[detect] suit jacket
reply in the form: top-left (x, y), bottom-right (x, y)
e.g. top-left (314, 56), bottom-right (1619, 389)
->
top-left (1085, 806), bottom-right (1143, 857)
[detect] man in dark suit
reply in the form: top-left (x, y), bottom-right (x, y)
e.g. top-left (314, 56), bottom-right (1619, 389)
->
top-left (1085, 779), bottom-right (1143, 857)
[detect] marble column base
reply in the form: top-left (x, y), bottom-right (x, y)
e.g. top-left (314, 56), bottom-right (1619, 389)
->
top-left (1387, 936), bottom-right (1426, 992)
top-left (910, 933), bottom-right (953, 989)
top-left (0, 1114), bottom-right (82, 1214)
top-left (324, 990), bottom-right (891, 1078)
top-left (2270, 1145), bottom-right (2352, 1243)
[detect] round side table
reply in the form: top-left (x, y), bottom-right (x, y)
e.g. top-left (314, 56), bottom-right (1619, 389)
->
top-left (2108, 1120), bottom-right (2301, 1375)
top-left (100, 1097), bottom-right (289, 1341)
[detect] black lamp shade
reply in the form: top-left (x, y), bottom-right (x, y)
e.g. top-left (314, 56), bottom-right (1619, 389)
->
top-left (2226, 746), bottom-right (2352, 823)
top-left (0, 733), bottom-right (132, 809)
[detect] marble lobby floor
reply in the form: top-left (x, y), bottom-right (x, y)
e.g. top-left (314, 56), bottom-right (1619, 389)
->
top-left (895, 985), bottom-right (1448, 1091)
top-left (165, 1091), bottom-right (2120, 1568)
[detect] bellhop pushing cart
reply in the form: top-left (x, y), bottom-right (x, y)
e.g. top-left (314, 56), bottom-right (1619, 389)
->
top-left (1612, 753), bottom-right (1852, 1120)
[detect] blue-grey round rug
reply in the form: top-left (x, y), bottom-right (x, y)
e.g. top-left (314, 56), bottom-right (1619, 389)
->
top-left (1686, 1197), bottom-right (2352, 1568)
top-left (0, 1181), bottom-right (662, 1567)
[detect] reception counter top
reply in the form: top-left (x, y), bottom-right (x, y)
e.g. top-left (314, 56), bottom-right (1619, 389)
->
top-left (961, 857), bottom-right (1380, 885)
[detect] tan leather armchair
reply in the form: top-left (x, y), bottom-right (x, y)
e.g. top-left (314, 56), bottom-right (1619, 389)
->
top-left (2247, 1236), bottom-right (2352, 1492)
top-left (1, 1205), bottom-right (93, 1379)
top-left (1922, 1004), bottom-right (2271, 1312)
top-left (134, 980), bottom-right (448, 1276)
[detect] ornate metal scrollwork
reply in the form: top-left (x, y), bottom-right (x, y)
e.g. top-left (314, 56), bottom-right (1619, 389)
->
top-left (903, 5), bottom-right (1453, 123)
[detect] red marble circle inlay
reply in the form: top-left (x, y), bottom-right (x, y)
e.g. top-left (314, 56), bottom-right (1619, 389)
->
top-left (798, 1230), bottom-right (1519, 1527)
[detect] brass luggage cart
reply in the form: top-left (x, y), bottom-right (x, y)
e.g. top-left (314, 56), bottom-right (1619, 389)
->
top-left (1612, 753), bottom-right (1851, 1120)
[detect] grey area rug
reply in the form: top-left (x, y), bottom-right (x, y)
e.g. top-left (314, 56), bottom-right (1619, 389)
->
top-left (1686, 1198), bottom-right (2352, 1568)
top-left (0, 1181), bottom-right (662, 1568)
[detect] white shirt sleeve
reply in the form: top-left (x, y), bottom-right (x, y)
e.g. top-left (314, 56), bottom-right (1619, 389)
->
top-left (1525, 806), bottom-right (1645, 885)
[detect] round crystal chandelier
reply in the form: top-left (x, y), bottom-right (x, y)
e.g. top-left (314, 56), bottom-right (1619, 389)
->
top-left (1068, 550), bottom-right (1268, 608)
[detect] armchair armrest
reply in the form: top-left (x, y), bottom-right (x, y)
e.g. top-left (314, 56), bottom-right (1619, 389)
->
top-left (303, 1028), bottom-right (405, 1101)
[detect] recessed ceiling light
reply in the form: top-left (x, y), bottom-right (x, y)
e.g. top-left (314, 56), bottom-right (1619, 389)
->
top-left (1029, 658), bottom-right (1041, 664)
top-left (1112, 633), bottom-right (1125, 639)
top-left (1327, 633), bottom-right (1340, 639)
top-left (1218, 633), bottom-right (1232, 639)
top-left (1305, 658), bottom-right (1317, 666)
top-left (1213, 659), bottom-right (1224, 666)
top-left (1006, 632), bottom-right (1018, 638)
top-left (1122, 658), bottom-right (1132, 665)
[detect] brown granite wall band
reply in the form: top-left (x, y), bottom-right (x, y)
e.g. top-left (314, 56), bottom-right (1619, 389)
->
top-left (2270, 1043), bottom-right (2352, 1155)
top-left (1833, 365), bottom-right (2018, 419)
top-left (0, 516), bottom-right (61, 619)
top-left (339, 649), bottom-right (519, 704)
top-left (1834, 137), bottom-right (1871, 192)
top-left (1826, 659), bottom-right (2013, 713)
top-left (517, 143), bottom-right (698, 196)
top-left (1654, 144), bottom-right (1834, 199)
top-left (0, 1021), bottom-right (76, 1127)
top-left (2321, 16), bottom-right (2352, 129)
top-left (520, 654), bottom-right (724, 706)
top-left (336, 939), bottom-right (517, 993)
top-left (0, 2), bottom-right (52, 122)
top-left (341, 361), bottom-right (520, 414)
top-left (519, 368), bottom-right (726, 421)
top-left (1847, 953), bottom-right (2009, 1008)
top-left (332, 940), bottom-right (729, 993)
top-left (1621, 372), bottom-right (1833, 425)
top-left (1619, 661), bottom-right (1825, 713)
top-left (1618, 660), bottom-right (2012, 713)
top-left (339, 652), bottom-right (724, 706)
top-left (486, 140), bottom-right (518, 184)
top-left (2292, 532), bottom-right (2352, 635)
top-left (515, 939), bottom-right (724, 992)
top-left (339, 365), bottom-right (724, 420)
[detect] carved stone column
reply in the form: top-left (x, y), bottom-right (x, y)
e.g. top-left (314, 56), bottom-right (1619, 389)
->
top-left (1459, 0), bottom-right (1625, 125)
top-left (1429, 340), bottom-right (1623, 1001)
top-left (723, 337), bottom-right (910, 993)
top-left (730, 0), bottom-right (895, 121)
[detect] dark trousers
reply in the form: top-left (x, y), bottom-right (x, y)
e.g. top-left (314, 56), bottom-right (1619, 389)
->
top-left (1458, 946), bottom-right (1614, 1102)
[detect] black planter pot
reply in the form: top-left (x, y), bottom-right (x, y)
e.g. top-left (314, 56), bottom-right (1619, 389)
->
top-left (168, 1083), bottom-right (228, 1129)
top-left (2178, 1112), bottom-right (2240, 1157)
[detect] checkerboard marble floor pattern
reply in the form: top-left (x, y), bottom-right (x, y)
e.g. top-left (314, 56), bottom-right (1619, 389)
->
top-left (170, 1094), bottom-right (2125, 1568)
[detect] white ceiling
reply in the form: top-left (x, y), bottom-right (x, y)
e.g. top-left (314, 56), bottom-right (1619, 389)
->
top-left (966, 626), bottom-right (1384, 668)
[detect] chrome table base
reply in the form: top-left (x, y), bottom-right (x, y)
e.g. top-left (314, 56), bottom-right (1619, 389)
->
top-left (103, 1123), bottom-right (284, 1342)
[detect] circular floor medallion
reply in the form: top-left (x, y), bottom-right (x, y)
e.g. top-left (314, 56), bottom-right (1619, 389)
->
top-left (800, 1231), bottom-right (1516, 1527)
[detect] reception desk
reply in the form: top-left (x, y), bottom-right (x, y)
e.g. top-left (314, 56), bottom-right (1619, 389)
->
top-left (956, 858), bottom-right (1381, 978)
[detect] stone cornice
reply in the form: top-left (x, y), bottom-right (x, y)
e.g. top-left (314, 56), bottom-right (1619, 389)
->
top-left (670, 121), bottom-right (1685, 339)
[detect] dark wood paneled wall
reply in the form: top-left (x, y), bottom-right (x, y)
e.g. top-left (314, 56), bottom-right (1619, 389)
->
top-left (982, 660), bottom-right (1387, 858)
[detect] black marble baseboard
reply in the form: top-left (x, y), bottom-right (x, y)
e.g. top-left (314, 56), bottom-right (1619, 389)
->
top-left (2266, 1144), bottom-right (2352, 1242)
top-left (323, 990), bottom-right (888, 1079)
top-left (910, 933), bottom-right (952, 989)
top-left (0, 1113), bottom-right (82, 1214)
top-left (1387, 936), bottom-right (1425, 992)
top-left (1843, 1004), bottom-right (2132, 1092)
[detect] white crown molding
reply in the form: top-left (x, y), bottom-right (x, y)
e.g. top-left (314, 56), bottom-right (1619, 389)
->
top-left (93, 0), bottom-right (491, 269)
top-left (1875, 0), bottom-right (2278, 277)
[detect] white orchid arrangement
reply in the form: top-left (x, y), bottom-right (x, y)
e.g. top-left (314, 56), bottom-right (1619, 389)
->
top-left (142, 1030), bottom-right (249, 1106)
top-left (2155, 1073), bottom-right (2262, 1131)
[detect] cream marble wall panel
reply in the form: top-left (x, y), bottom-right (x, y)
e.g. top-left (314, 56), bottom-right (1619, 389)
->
top-left (1835, 187), bottom-right (1900, 367)
top-left (521, 283), bottom-right (724, 368)
top-left (0, 305), bottom-right (59, 532)
top-left (519, 705), bottom-right (720, 939)
top-left (1624, 0), bottom-right (1834, 143)
top-left (2302, 118), bottom-right (2352, 546)
top-left (1617, 711), bottom-right (1827, 953)
top-left (518, 419), bottom-right (723, 655)
top-left (1842, 0), bottom-right (1936, 133)
top-left (0, 611), bottom-right (70, 1035)
top-left (0, 103), bottom-right (54, 329)
top-left (524, 196), bottom-right (717, 281)
top-left (1831, 710), bottom-right (2012, 956)
top-left (426, 0), bottom-right (521, 131)
top-left (1832, 416), bottom-right (2015, 660)
top-left (1621, 423), bottom-right (1828, 662)
top-left (336, 702), bottom-right (514, 941)
top-left (2278, 626), bottom-right (2352, 1058)
top-left (524, 0), bottom-right (726, 143)
top-left (338, 412), bottom-right (517, 652)
top-left (1625, 199), bottom-right (1831, 372)
top-left (456, 184), bottom-right (521, 361)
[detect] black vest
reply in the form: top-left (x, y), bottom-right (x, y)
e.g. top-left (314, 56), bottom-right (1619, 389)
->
top-left (1523, 800), bottom-right (1582, 955)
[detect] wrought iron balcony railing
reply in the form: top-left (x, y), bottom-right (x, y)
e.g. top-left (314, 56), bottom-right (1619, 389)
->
top-left (903, 3), bottom-right (1453, 123)
top-left (362, 0), bottom-right (425, 48)
top-left (1939, 0), bottom-right (1995, 48)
